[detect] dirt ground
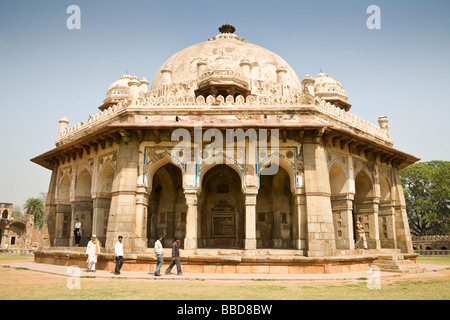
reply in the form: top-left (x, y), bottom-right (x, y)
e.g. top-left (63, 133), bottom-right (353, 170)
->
top-left (1, 255), bottom-right (449, 288)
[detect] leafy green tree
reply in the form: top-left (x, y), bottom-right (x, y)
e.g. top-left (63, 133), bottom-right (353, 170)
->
top-left (23, 197), bottom-right (45, 229)
top-left (400, 161), bottom-right (450, 236)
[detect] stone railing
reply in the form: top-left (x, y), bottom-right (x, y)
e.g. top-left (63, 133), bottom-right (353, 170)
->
top-left (56, 102), bottom-right (128, 146)
top-left (56, 93), bottom-right (390, 145)
top-left (315, 98), bottom-right (390, 141)
top-left (412, 235), bottom-right (450, 242)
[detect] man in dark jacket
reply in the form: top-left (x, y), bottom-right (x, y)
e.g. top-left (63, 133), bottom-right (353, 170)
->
top-left (165, 238), bottom-right (182, 275)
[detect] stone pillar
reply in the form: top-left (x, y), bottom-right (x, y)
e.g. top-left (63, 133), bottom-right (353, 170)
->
top-left (128, 76), bottom-right (140, 103)
top-left (302, 131), bottom-right (337, 256)
top-left (92, 197), bottom-right (111, 247)
top-left (40, 165), bottom-right (58, 248)
top-left (184, 188), bottom-right (199, 251)
top-left (293, 188), bottom-right (307, 251)
top-left (58, 117), bottom-right (69, 139)
top-left (330, 194), bottom-right (355, 250)
top-left (378, 201), bottom-right (397, 248)
top-left (244, 187), bottom-right (258, 250)
top-left (105, 136), bottom-right (139, 250)
top-left (392, 169), bottom-right (414, 253)
top-left (134, 186), bottom-right (149, 249)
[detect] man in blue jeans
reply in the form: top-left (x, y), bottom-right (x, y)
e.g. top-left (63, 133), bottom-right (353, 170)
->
top-left (154, 235), bottom-right (164, 276)
top-left (165, 238), bottom-right (183, 275)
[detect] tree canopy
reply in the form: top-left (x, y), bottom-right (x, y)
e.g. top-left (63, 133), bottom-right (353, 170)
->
top-left (400, 160), bottom-right (450, 236)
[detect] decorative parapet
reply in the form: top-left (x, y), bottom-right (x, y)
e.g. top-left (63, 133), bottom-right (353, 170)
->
top-left (55, 92), bottom-right (391, 146)
top-left (56, 101), bottom-right (128, 147)
top-left (412, 235), bottom-right (450, 241)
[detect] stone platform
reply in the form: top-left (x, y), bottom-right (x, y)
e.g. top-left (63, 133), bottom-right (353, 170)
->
top-left (34, 247), bottom-right (420, 274)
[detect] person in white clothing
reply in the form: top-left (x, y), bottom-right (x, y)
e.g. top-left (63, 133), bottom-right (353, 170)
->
top-left (74, 218), bottom-right (82, 247)
top-left (85, 234), bottom-right (100, 272)
top-left (154, 235), bottom-right (164, 276)
top-left (114, 236), bottom-right (124, 275)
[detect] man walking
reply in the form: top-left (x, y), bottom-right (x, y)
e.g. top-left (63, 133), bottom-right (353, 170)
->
top-left (114, 235), bottom-right (124, 275)
top-left (165, 238), bottom-right (183, 276)
top-left (355, 216), bottom-right (368, 250)
top-left (154, 235), bottom-right (164, 276)
top-left (86, 234), bottom-right (100, 272)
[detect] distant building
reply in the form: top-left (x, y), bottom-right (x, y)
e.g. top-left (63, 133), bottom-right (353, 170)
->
top-left (0, 202), bottom-right (41, 249)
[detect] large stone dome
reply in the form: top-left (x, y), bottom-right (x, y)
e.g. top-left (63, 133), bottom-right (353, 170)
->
top-left (150, 24), bottom-right (302, 96)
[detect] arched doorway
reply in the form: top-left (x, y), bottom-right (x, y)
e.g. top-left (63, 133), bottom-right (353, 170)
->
top-left (199, 164), bottom-right (244, 248)
top-left (95, 162), bottom-right (115, 246)
top-left (328, 163), bottom-right (354, 250)
top-left (256, 165), bottom-right (294, 249)
top-left (354, 170), bottom-right (379, 249)
top-left (379, 175), bottom-right (396, 248)
top-left (55, 175), bottom-right (71, 246)
top-left (2, 210), bottom-right (8, 219)
top-left (73, 169), bottom-right (93, 246)
top-left (147, 163), bottom-right (187, 248)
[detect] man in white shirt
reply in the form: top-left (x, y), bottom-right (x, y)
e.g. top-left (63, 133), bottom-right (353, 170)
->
top-left (114, 236), bottom-right (124, 275)
top-left (154, 235), bottom-right (164, 276)
top-left (85, 234), bottom-right (100, 272)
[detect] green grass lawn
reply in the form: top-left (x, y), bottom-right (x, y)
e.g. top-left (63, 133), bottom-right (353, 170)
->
top-left (0, 254), bottom-right (34, 261)
top-left (417, 255), bottom-right (450, 266)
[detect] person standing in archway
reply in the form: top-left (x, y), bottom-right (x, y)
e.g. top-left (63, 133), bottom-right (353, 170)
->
top-left (355, 217), bottom-right (368, 250)
top-left (74, 218), bottom-right (82, 247)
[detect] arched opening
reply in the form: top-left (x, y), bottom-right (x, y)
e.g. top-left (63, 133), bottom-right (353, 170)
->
top-left (73, 169), bottom-right (93, 246)
top-left (354, 170), bottom-right (376, 249)
top-left (147, 163), bottom-right (187, 248)
top-left (95, 163), bottom-right (115, 246)
top-left (256, 165), bottom-right (294, 249)
top-left (328, 163), bottom-right (353, 250)
top-left (55, 175), bottom-right (71, 246)
top-left (1, 210), bottom-right (8, 219)
top-left (198, 164), bottom-right (244, 248)
top-left (378, 176), bottom-right (396, 248)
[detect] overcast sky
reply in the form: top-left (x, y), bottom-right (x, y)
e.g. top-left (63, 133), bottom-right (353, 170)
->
top-left (0, 0), bottom-right (449, 209)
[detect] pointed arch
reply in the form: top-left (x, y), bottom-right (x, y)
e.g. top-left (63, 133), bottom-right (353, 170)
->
top-left (329, 162), bottom-right (348, 195)
top-left (259, 155), bottom-right (296, 192)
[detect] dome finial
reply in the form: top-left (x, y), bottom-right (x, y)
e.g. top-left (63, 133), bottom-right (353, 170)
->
top-left (219, 23), bottom-right (235, 34)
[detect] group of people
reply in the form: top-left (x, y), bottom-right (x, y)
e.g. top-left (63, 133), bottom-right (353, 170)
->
top-left (81, 225), bottom-right (182, 276)
top-left (79, 216), bottom-right (369, 274)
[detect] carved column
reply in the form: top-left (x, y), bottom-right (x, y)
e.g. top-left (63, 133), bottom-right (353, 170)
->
top-left (105, 136), bottom-right (139, 250)
top-left (244, 187), bottom-right (258, 250)
top-left (134, 186), bottom-right (150, 250)
top-left (330, 193), bottom-right (355, 250)
top-left (392, 169), bottom-right (414, 253)
top-left (293, 188), bottom-right (307, 251)
top-left (184, 188), bottom-right (199, 250)
top-left (302, 131), bottom-right (337, 256)
top-left (40, 165), bottom-right (58, 248)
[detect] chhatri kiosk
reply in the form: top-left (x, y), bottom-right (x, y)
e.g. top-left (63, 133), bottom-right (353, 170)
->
top-left (32, 24), bottom-right (421, 273)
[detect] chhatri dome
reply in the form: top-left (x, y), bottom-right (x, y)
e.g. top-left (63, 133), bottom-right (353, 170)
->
top-left (100, 74), bottom-right (149, 111)
top-left (151, 23), bottom-right (302, 98)
top-left (314, 72), bottom-right (351, 111)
